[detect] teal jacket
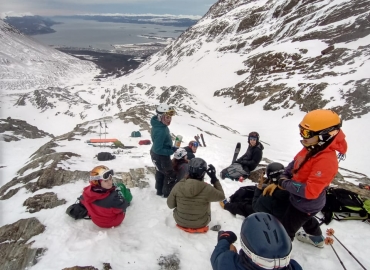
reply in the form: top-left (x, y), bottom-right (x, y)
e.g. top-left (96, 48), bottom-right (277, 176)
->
top-left (150, 115), bottom-right (175, 156)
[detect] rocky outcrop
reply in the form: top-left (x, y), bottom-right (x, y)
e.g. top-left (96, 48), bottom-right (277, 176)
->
top-left (23, 192), bottom-right (67, 213)
top-left (0, 117), bottom-right (54, 141)
top-left (0, 218), bottom-right (46, 270)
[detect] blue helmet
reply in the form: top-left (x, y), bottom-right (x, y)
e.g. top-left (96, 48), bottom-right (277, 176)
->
top-left (188, 158), bottom-right (207, 180)
top-left (240, 213), bottom-right (292, 269)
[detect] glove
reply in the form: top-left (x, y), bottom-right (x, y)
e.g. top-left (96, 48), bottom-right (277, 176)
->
top-left (172, 147), bottom-right (178, 152)
top-left (218, 231), bottom-right (237, 244)
top-left (206, 164), bottom-right (218, 184)
top-left (263, 184), bottom-right (278, 196)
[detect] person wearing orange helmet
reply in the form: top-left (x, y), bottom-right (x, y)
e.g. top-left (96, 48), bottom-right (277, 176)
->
top-left (80, 165), bottom-right (132, 228)
top-left (264, 109), bottom-right (347, 248)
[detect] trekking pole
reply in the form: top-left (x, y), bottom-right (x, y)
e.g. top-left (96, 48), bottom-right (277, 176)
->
top-left (99, 121), bottom-right (102, 148)
top-left (326, 229), bottom-right (367, 270)
top-left (325, 237), bottom-right (347, 270)
top-left (259, 140), bottom-right (270, 146)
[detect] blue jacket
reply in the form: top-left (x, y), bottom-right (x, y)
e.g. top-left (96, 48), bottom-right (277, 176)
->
top-left (150, 115), bottom-right (174, 156)
top-left (211, 239), bottom-right (302, 270)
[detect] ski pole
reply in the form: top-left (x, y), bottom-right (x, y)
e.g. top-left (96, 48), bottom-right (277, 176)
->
top-left (325, 237), bottom-right (347, 270)
top-left (259, 140), bottom-right (270, 146)
top-left (326, 229), bottom-right (367, 270)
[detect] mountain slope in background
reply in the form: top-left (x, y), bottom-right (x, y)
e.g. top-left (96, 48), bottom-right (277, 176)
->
top-left (0, 20), bottom-right (98, 90)
top-left (130, 0), bottom-right (370, 120)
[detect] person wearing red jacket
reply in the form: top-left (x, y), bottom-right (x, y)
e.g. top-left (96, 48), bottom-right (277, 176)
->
top-left (81, 165), bottom-right (130, 228)
top-left (264, 109), bottom-right (347, 248)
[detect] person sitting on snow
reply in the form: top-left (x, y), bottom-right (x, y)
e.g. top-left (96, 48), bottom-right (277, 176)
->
top-left (220, 162), bottom-right (290, 220)
top-left (167, 158), bottom-right (225, 233)
top-left (172, 148), bottom-right (189, 182)
top-left (211, 212), bottom-right (302, 270)
top-left (221, 131), bottom-right (264, 180)
top-left (80, 165), bottom-right (132, 228)
top-left (184, 140), bottom-right (198, 160)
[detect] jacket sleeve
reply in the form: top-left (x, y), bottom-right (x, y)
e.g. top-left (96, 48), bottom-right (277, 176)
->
top-left (211, 239), bottom-right (238, 270)
top-left (152, 127), bottom-right (174, 156)
top-left (167, 186), bottom-right (177, 209)
top-left (110, 191), bottom-right (128, 213)
top-left (206, 181), bottom-right (225, 202)
top-left (282, 155), bottom-right (338, 199)
top-left (243, 148), bottom-right (262, 168)
top-left (282, 160), bottom-right (294, 179)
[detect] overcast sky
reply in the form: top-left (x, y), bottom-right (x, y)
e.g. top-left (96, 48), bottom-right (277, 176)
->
top-left (0, 0), bottom-right (215, 16)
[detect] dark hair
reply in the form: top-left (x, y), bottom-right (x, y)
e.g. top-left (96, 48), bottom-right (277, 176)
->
top-left (172, 158), bottom-right (188, 173)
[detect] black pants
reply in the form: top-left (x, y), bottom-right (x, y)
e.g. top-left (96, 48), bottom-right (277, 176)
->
top-left (150, 151), bottom-right (176, 197)
top-left (224, 202), bottom-right (255, 217)
top-left (281, 203), bottom-right (322, 240)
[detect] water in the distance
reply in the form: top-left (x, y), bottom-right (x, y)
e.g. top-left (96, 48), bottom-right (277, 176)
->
top-left (32, 17), bottom-right (187, 51)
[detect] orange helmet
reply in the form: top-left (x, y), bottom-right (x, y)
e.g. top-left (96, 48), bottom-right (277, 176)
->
top-left (299, 109), bottom-right (341, 139)
top-left (89, 165), bottom-right (114, 185)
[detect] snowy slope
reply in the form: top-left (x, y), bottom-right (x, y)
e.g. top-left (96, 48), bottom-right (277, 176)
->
top-left (0, 20), bottom-right (99, 90)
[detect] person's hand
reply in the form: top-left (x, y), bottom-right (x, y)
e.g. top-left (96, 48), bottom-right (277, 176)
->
top-left (263, 184), bottom-right (278, 196)
top-left (206, 164), bottom-right (218, 184)
top-left (218, 231), bottom-right (237, 244)
top-left (230, 244), bottom-right (237, 253)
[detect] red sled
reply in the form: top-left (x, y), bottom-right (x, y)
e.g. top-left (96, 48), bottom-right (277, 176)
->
top-left (139, 140), bottom-right (151, 145)
top-left (87, 138), bottom-right (118, 143)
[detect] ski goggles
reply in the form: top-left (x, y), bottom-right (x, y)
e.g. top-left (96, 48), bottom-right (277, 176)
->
top-left (90, 169), bottom-right (114, 181)
top-left (165, 108), bottom-right (176, 116)
top-left (241, 239), bottom-right (291, 269)
top-left (249, 136), bottom-right (258, 141)
top-left (299, 125), bottom-right (316, 139)
top-left (192, 142), bottom-right (199, 148)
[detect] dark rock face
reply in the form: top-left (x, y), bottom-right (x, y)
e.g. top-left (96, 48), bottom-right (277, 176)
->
top-left (23, 192), bottom-right (67, 213)
top-left (0, 218), bottom-right (46, 270)
top-left (0, 117), bottom-right (54, 141)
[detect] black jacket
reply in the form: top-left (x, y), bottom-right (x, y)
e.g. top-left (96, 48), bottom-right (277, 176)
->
top-left (236, 142), bottom-right (264, 172)
top-left (252, 187), bottom-right (290, 221)
top-left (184, 146), bottom-right (195, 160)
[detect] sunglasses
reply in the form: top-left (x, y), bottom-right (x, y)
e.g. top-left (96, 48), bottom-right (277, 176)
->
top-left (90, 169), bottom-right (114, 181)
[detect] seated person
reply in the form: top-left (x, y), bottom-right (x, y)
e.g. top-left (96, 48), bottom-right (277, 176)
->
top-left (167, 158), bottom-right (225, 232)
top-left (221, 132), bottom-right (264, 180)
top-left (80, 165), bottom-right (132, 228)
top-left (172, 148), bottom-right (189, 182)
top-left (210, 212), bottom-right (302, 270)
top-left (184, 140), bottom-right (198, 160)
top-left (220, 162), bottom-right (290, 221)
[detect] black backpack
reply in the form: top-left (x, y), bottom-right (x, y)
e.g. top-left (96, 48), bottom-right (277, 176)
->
top-left (320, 187), bottom-right (369, 225)
top-left (66, 197), bottom-right (89, 220)
top-left (97, 152), bottom-right (116, 161)
top-left (229, 185), bottom-right (256, 204)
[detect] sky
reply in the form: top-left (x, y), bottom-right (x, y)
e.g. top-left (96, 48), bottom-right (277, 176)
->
top-left (0, 0), bottom-right (215, 16)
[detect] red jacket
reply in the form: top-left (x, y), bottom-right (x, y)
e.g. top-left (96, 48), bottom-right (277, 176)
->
top-left (282, 130), bottom-right (347, 213)
top-left (81, 186), bottom-right (128, 228)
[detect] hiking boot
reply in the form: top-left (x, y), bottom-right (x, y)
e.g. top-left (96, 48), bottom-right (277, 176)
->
top-left (296, 232), bottom-right (324, 248)
top-left (219, 199), bottom-right (229, 209)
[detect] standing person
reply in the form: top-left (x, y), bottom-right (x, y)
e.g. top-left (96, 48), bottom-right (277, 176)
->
top-left (80, 165), bottom-right (132, 228)
top-left (210, 212), bottom-right (302, 270)
top-left (150, 104), bottom-right (177, 197)
top-left (172, 148), bottom-right (189, 182)
top-left (220, 162), bottom-right (290, 220)
top-left (264, 109), bottom-right (347, 248)
top-left (167, 158), bottom-right (225, 233)
top-left (221, 131), bottom-right (264, 180)
top-left (184, 140), bottom-right (198, 160)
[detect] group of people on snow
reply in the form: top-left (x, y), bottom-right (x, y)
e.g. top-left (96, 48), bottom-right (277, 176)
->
top-left (71, 102), bottom-right (347, 270)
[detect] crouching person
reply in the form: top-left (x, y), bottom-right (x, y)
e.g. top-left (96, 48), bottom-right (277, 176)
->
top-left (211, 212), bottom-right (302, 270)
top-left (81, 165), bottom-right (132, 228)
top-left (167, 158), bottom-right (225, 233)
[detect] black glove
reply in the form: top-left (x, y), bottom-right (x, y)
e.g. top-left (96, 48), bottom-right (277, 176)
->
top-left (218, 230), bottom-right (237, 244)
top-left (172, 146), bottom-right (178, 152)
top-left (206, 164), bottom-right (218, 184)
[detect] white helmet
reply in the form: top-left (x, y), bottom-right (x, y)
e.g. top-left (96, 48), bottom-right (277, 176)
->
top-left (156, 104), bottom-right (176, 116)
top-left (174, 148), bottom-right (187, 160)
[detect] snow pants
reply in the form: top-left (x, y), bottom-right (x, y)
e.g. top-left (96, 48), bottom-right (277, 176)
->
top-left (150, 151), bottom-right (177, 197)
top-left (224, 202), bottom-right (255, 217)
top-left (282, 203), bottom-right (322, 240)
